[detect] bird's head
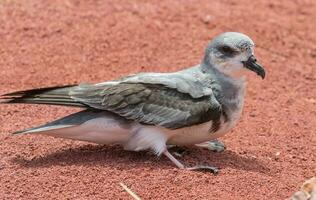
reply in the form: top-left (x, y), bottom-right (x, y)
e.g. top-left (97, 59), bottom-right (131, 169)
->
top-left (203, 32), bottom-right (265, 79)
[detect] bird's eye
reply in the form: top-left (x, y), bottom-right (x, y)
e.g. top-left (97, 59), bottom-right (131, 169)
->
top-left (219, 46), bottom-right (235, 55)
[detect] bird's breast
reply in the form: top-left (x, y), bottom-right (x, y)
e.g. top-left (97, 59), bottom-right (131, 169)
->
top-left (166, 120), bottom-right (216, 145)
top-left (166, 99), bottom-right (244, 146)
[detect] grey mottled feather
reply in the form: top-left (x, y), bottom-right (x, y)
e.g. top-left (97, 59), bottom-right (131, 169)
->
top-left (71, 83), bottom-right (221, 129)
top-left (1, 81), bottom-right (222, 129)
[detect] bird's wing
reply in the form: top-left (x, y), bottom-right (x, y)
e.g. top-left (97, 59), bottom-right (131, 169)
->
top-left (1, 72), bottom-right (221, 129)
top-left (69, 82), bottom-right (221, 129)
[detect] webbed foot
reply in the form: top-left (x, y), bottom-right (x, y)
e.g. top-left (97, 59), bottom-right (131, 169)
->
top-left (186, 165), bottom-right (219, 174)
top-left (195, 139), bottom-right (226, 152)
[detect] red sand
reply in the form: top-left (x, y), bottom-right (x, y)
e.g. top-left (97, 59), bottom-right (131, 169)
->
top-left (0, 0), bottom-right (315, 199)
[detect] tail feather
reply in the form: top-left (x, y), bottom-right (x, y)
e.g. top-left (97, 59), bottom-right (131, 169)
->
top-left (0, 85), bottom-right (85, 107)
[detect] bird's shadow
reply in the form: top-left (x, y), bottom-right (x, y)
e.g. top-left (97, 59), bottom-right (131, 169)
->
top-left (12, 144), bottom-right (270, 174)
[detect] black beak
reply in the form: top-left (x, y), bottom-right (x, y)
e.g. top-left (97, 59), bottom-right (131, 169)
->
top-left (242, 55), bottom-right (266, 79)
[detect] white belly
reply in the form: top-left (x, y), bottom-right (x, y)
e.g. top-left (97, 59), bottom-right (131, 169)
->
top-left (166, 107), bottom-right (243, 146)
top-left (166, 121), bottom-right (216, 145)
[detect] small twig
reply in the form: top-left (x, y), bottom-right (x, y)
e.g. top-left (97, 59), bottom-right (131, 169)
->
top-left (119, 182), bottom-right (142, 200)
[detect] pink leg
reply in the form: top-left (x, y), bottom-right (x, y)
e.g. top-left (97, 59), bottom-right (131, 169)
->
top-left (163, 150), bottom-right (185, 169)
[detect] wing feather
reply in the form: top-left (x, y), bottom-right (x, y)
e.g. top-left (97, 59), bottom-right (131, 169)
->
top-left (71, 83), bottom-right (221, 129)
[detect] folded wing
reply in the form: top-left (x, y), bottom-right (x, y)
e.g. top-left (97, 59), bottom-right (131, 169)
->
top-left (1, 75), bottom-right (221, 129)
top-left (70, 83), bottom-right (221, 129)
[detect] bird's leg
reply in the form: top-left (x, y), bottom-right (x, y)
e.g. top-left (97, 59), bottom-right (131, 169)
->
top-left (195, 139), bottom-right (226, 152)
top-left (163, 150), bottom-right (219, 174)
top-left (163, 150), bottom-right (185, 169)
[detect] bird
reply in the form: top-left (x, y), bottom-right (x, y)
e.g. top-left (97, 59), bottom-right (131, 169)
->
top-left (0, 32), bottom-right (265, 173)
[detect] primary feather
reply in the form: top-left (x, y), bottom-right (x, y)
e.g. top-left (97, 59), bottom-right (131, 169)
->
top-left (1, 85), bottom-right (84, 107)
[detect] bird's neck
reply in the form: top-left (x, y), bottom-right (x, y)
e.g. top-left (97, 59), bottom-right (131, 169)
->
top-left (178, 64), bottom-right (246, 101)
top-left (198, 62), bottom-right (246, 111)
top-left (199, 63), bottom-right (246, 91)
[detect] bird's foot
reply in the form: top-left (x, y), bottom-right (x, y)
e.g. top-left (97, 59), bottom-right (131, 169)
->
top-left (195, 139), bottom-right (226, 152)
top-left (186, 165), bottom-right (219, 174)
top-left (163, 151), bottom-right (219, 174)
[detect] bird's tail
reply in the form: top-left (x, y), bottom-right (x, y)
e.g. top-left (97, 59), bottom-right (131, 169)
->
top-left (0, 85), bottom-right (85, 107)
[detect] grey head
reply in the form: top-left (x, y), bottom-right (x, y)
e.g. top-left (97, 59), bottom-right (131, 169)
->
top-left (202, 32), bottom-right (265, 79)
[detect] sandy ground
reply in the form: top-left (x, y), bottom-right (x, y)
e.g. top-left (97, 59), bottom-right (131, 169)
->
top-left (0, 0), bottom-right (315, 199)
